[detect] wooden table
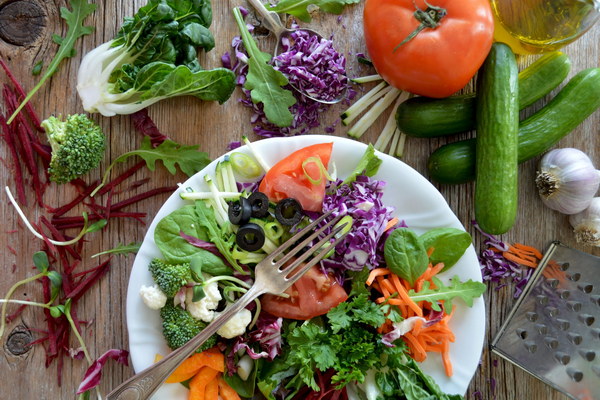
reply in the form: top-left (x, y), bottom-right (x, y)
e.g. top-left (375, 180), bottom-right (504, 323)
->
top-left (0, 1), bottom-right (598, 399)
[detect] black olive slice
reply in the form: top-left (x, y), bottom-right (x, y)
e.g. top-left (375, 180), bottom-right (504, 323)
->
top-left (275, 198), bottom-right (303, 226)
top-left (236, 223), bottom-right (265, 252)
top-left (248, 191), bottom-right (270, 218)
top-left (228, 197), bottom-right (252, 225)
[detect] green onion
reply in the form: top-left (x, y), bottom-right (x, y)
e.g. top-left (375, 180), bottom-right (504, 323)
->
top-left (302, 156), bottom-right (333, 185)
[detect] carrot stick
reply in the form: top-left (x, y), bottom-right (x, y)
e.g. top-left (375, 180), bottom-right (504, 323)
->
top-left (384, 217), bottom-right (399, 231)
top-left (511, 243), bottom-right (543, 259)
top-left (503, 252), bottom-right (538, 268)
top-left (404, 332), bottom-right (427, 362)
top-left (204, 377), bottom-right (219, 400)
top-left (166, 349), bottom-right (224, 383)
top-left (390, 274), bottom-right (422, 317)
top-left (218, 377), bottom-right (241, 400)
top-left (442, 339), bottom-right (453, 377)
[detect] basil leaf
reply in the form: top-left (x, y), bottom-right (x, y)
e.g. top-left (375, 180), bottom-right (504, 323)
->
top-left (420, 227), bottom-right (472, 272)
top-left (384, 228), bottom-right (428, 285)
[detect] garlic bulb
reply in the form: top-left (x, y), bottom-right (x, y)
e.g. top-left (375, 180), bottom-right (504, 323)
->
top-left (535, 148), bottom-right (600, 214)
top-left (569, 197), bottom-right (600, 246)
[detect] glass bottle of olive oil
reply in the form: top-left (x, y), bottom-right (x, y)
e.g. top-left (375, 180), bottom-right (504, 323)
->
top-left (490, 0), bottom-right (600, 54)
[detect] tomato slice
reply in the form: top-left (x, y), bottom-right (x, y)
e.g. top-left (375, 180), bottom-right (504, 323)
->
top-left (261, 266), bottom-right (348, 320)
top-left (259, 143), bottom-right (333, 212)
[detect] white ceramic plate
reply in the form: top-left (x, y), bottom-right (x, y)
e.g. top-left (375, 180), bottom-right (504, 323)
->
top-left (126, 135), bottom-right (485, 399)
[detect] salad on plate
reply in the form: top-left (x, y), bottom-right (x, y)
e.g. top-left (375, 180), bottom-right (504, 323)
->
top-left (126, 135), bottom-right (486, 400)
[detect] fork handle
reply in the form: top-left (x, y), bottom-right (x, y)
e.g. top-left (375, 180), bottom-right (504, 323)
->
top-left (107, 285), bottom-right (264, 400)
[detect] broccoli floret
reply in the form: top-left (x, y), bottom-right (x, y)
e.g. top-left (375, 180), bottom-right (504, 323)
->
top-left (41, 114), bottom-right (106, 184)
top-left (148, 258), bottom-right (191, 297)
top-left (160, 300), bottom-right (216, 351)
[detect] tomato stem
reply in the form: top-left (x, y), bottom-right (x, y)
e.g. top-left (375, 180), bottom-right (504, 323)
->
top-left (393, 0), bottom-right (447, 51)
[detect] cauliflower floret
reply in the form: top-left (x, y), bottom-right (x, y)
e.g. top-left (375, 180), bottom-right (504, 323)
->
top-left (217, 308), bottom-right (252, 339)
top-left (185, 282), bottom-right (222, 323)
top-left (139, 284), bottom-right (167, 310)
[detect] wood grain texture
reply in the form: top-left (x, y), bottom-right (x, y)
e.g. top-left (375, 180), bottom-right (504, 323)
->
top-left (0, 0), bottom-right (598, 399)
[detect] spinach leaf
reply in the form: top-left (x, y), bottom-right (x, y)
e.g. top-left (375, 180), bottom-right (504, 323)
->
top-left (189, 250), bottom-right (231, 277)
top-left (408, 276), bottom-right (486, 314)
top-left (266, 0), bottom-right (360, 22)
top-left (232, 7), bottom-right (296, 127)
top-left (154, 205), bottom-right (209, 264)
top-left (384, 228), bottom-right (429, 285)
top-left (420, 228), bottom-right (472, 272)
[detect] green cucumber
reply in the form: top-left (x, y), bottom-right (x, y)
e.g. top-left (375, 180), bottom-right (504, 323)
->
top-left (428, 67), bottom-right (600, 185)
top-left (474, 43), bottom-right (519, 235)
top-left (396, 51), bottom-right (571, 138)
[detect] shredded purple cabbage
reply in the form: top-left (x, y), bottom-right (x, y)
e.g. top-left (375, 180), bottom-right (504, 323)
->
top-left (473, 221), bottom-right (534, 298)
top-left (227, 313), bottom-right (283, 374)
top-left (222, 19), bottom-right (350, 137)
top-left (319, 176), bottom-right (395, 273)
top-left (273, 30), bottom-right (348, 103)
top-left (76, 349), bottom-right (129, 394)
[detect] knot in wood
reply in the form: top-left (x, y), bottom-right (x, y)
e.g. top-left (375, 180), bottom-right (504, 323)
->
top-left (0, 0), bottom-right (46, 46)
top-left (6, 328), bottom-right (33, 356)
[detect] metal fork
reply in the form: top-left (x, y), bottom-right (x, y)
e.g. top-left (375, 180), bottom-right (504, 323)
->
top-left (107, 211), bottom-right (347, 400)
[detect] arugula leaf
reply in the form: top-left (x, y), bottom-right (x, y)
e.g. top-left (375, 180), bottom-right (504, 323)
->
top-left (93, 136), bottom-right (210, 196)
top-left (384, 228), bottom-right (429, 285)
top-left (266, 0), bottom-right (360, 22)
top-left (341, 144), bottom-right (382, 185)
top-left (8, 0), bottom-right (96, 124)
top-left (420, 227), bottom-right (472, 272)
top-left (91, 242), bottom-right (141, 258)
top-left (232, 7), bottom-right (296, 127)
top-left (408, 275), bottom-right (486, 313)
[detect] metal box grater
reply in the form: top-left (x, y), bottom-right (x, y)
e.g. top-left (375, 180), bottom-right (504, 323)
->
top-left (491, 241), bottom-right (600, 400)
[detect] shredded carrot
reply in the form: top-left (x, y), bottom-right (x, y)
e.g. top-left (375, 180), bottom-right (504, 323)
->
top-left (426, 247), bottom-right (435, 257)
top-left (366, 268), bottom-right (391, 285)
top-left (442, 339), bottom-right (453, 377)
top-left (511, 243), bottom-right (543, 259)
top-left (503, 252), bottom-right (538, 268)
top-left (218, 377), bottom-right (241, 400)
top-left (390, 274), bottom-right (422, 317)
top-left (385, 217), bottom-right (399, 231)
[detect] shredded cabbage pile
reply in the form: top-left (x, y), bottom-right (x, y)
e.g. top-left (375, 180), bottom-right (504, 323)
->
top-left (273, 30), bottom-right (348, 103)
top-left (320, 176), bottom-right (395, 272)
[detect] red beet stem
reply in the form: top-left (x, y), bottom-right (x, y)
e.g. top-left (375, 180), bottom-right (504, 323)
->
top-left (39, 216), bottom-right (81, 262)
top-left (110, 186), bottom-right (176, 212)
top-left (65, 259), bottom-right (111, 301)
top-left (17, 122), bottom-right (44, 206)
top-left (47, 181), bottom-right (99, 217)
top-left (5, 303), bottom-right (28, 323)
top-left (51, 212), bottom-right (147, 229)
top-left (0, 114), bottom-right (27, 205)
top-left (0, 58), bottom-right (43, 130)
top-left (96, 161), bottom-right (146, 197)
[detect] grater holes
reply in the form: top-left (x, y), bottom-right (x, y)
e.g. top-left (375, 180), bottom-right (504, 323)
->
top-left (559, 262), bottom-right (570, 271)
top-left (567, 332), bottom-right (583, 345)
top-left (568, 272), bottom-right (581, 282)
top-left (554, 351), bottom-right (571, 365)
top-left (546, 278), bottom-right (559, 288)
top-left (536, 295), bottom-right (548, 305)
top-left (578, 349), bottom-right (596, 362)
top-left (545, 306), bottom-right (559, 317)
top-left (591, 295), bottom-right (600, 306)
top-left (577, 282), bottom-right (594, 293)
top-left (535, 323), bottom-right (548, 335)
top-left (544, 336), bottom-right (559, 349)
top-left (524, 341), bottom-right (537, 353)
top-left (566, 300), bottom-right (582, 312)
top-left (516, 328), bottom-right (528, 340)
top-left (592, 328), bottom-right (600, 340)
top-left (555, 318), bottom-right (571, 331)
top-left (578, 314), bottom-right (595, 326)
top-left (526, 311), bottom-right (538, 322)
top-left (566, 367), bottom-right (584, 382)
top-left (556, 289), bottom-right (570, 299)
top-left (593, 365), bottom-right (600, 377)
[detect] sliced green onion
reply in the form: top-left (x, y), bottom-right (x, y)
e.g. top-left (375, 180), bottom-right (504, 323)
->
top-left (230, 152), bottom-right (263, 181)
top-left (263, 221), bottom-right (284, 242)
top-left (347, 88), bottom-right (401, 139)
top-left (242, 136), bottom-right (270, 172)
top-left (302, 156), bottom-right (333, 185)
top-left (351, 74), bottom-right (382, 84)
top-left (341, 81), bottom-right (388, 125)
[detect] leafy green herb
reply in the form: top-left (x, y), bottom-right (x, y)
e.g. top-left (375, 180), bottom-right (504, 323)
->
top-left (32, 60), bottom-right (44, 76)
top-left (91, 242), bottom-right (142, 258)
top-left (266, 0), bottom-right (360, 22)
top-left (420, 227), bottom-right (473, 272)
top-left (232, 7), bottom-right (296, 127)
top-left (92, 136), bottom-right (210, 196)
top-left (342, 143), bottom-right (382, 185)
top-left (77, 0), bottom-right (236, 116)
top-left (154, 205), bottom-right (210, 264)
top-left (384, 228), bottom-right (429, 285)
top-left (408, 275), bottom-right (486, 313)
top-left (8, 0), bottom-right (96, 124)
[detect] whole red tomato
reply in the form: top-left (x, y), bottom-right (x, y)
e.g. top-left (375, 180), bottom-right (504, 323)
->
top-left (363, 0), bottom-right (494, 98)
